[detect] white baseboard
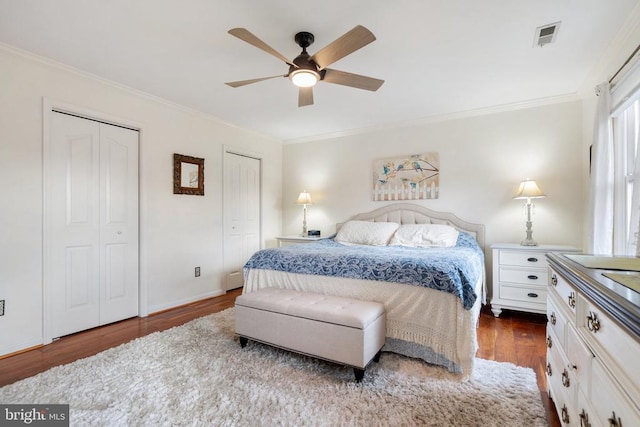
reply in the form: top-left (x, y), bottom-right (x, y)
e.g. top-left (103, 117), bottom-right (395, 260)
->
top-left (1, 290), bottom-right (228, 357)
top-left (148, 290), bottom-right (226, 315)
top-left (0, 338), bottom-right (43, 358)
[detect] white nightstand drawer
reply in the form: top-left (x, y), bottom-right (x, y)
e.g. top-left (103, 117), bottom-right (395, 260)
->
top-left (500, 250), bottom-right (548, 268)
top-left (491, 244), bottom-right (578, 317)
top-left (276, 236), bottom-right (322, 247)
top-left (499, 267), bottom-right (547, 285)
top-left (500, 283), bottom-right (547, 303)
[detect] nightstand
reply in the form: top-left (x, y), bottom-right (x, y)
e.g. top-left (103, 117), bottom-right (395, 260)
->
top-left (490, 243), bottom-right (579, 317)
top-left (276, 236), bottom-right (322, 247)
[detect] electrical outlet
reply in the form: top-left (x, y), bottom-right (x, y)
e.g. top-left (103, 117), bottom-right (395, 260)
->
top-left (195, 267), bottom-right (200, 277)
top-left (0, 300), bottom-right (5, 316)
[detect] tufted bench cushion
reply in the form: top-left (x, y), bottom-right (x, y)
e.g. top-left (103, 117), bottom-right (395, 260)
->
top-left (235, 287), bottom-right (386, 381)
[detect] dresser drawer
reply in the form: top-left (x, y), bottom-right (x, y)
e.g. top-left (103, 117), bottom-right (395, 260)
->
top-left (549, 269), bottom-right (577, 319)
top-left (499, 266), bottom-right (547, 285)
top-left (500, 283), bottom-right (547, 304)
top-left (577, 387), bottom-right (597, 427)
top-left (547, 296), bottom-right (566, 348)
top-left (500, 250), bottom-right (548, 268)
top-left (566, 322), bottom-right (593, 393)
top-left (578, 295), bottom-right (640, 401)
top-left (547, 329), bottom-right (577, 425)
top-left (590, 358), bottom-right (640, 426)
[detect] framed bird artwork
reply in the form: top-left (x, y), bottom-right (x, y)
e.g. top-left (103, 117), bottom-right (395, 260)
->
top-left (372, 153), bottom-right (440, 201)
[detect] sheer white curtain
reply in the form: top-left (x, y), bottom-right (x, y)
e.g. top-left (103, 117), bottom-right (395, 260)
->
top-left (586, 82), bottom-right (614, 254)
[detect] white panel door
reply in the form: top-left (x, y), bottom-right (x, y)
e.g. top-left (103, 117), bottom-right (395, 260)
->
top-left (99, 124), bottom-right (139, 324)
top-left (50, 113), bottom-right (101, 338)
top-left (223, 152), bottom-right (261, 290)
top-left (49, 112), bottom-right (138, 339)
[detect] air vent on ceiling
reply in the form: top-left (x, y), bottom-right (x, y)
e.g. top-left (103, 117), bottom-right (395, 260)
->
top-left (534, 22), bottom-right (561, 47)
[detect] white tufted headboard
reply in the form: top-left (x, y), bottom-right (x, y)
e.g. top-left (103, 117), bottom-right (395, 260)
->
top-left (336, 203), bottom-right (485, 250)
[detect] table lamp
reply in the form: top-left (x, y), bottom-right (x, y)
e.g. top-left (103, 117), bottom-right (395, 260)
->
top-left (513, 179), bottom-right (545, 246)
top-left (296, 191), bottom-right (312, 237)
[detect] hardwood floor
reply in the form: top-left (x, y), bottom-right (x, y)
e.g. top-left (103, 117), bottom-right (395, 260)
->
top-left (0, 290), bottom-right (559, 426)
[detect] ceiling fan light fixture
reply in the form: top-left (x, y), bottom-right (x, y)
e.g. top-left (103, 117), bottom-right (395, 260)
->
top-left (290, 69), bottom-right (319, 87)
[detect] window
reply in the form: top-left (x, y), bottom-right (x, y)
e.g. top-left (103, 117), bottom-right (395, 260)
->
top-left (612, 97), bottom-right (640, 255)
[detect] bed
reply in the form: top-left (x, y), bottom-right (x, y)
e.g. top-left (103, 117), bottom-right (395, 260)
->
top-left (242, 203), bottom-right (486, 378)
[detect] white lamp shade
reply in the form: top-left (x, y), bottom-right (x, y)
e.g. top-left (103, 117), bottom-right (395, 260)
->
top-left (296, 191), bottom-right (312, 205)
top-left (513, 180), bottom-right (545, 199)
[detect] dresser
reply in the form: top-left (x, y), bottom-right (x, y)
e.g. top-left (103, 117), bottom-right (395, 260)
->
top-left (275, 236), bottom-right (322, 247)
top-left (546, 253), bottom-right (640, 426)
top-left (491, 243), bottom-right (578, 317)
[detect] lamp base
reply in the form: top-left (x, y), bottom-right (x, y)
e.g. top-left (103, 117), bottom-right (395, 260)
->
top-left (520, 217), bottom-right (538, 246)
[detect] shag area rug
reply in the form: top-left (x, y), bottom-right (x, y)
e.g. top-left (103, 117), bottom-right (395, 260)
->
top-left (0, 308), bottom-right (548, 426)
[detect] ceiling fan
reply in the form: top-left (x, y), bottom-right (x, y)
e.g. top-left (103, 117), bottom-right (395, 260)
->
top-left (225, 25), bottom-right (384, 107)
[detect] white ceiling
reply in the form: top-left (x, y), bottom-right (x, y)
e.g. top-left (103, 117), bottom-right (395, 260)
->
top-left (1, 0), bottom-right (639, 142)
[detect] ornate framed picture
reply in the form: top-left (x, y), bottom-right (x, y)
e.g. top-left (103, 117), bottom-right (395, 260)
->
top-left (173, 153), bottom-right (204, 196)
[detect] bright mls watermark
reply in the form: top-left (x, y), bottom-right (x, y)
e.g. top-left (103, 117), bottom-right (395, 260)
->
top-left (0, 405), bottom-right (69, 426)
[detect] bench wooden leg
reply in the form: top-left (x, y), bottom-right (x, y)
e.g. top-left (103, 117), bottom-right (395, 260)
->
top-left (239, 336), bottom-right (248, 348)
top-left (373, 350), bottom-right (382, 363)
top-left (353, 368), bottom-right (365, 382)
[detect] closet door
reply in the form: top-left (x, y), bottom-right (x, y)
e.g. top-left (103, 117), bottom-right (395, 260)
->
top-left (223, 152), bottom-right (261, 290)
top-left (49, 112), bottom-right (138, 339)
top-left (50, 113), bottom-right (101, 337)
top-left (98, 123), bottom-right (139, 325)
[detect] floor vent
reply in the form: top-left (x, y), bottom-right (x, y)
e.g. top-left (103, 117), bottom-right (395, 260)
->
top-left (534, 22), bottom-right (560, 47)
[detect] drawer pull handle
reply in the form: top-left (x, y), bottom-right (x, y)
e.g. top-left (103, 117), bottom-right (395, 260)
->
top-left (527, 257), bottom-right (538, 262)
top-left (550, 312), bottom-right (556, 325)
top-left (546, 335), bottom-right (553, 348)
top-left (580, 409), bottom-right (591, 427)
top-left (587, 312), bottom-right (601, 333)
top-left (527, 292), bottom-right (538, 298)
top-left (527, 275), bottom-right (538, 280)
top-left (608, 411), bottom-right (622, 427)
top-left (561, 405), bottom-right (570, 424)
top-left (568, 292), bottom-right (576, 309)
top-left (551, 274), bottom-right (558, 286)
top-left (561, 369), bottom-right (570, 387)
top-left (546, 362), bottom-right (552, 376)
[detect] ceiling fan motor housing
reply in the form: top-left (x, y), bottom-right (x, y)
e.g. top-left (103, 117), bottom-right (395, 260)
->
top-left (289, 31), bottom-right (322, 85)
top-left (291, 32), bottom-right (320, 72)
top-left (294, 31), bottom-right (314, 49)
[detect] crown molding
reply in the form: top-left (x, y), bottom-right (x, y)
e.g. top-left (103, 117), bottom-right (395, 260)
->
top-left (283, 93), bottom-right (581, 145)
top-left (0, 42), bottom-right (281, 144)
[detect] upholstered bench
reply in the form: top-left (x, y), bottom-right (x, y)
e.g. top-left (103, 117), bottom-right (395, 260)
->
top-left (235, 287), bottom-right (386, 382)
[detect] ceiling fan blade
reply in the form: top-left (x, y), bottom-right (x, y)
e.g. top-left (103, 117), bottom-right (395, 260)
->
top-left (228, 28), bottom-right (294, 66)
top-left (311, 25), bottom-right (376, 69)
top-left (322, 69), bottom-right (384, 91)
top-left (225, 75), bottom-right (284, 88)
top-left (298, 87), bottom-right (314, 107)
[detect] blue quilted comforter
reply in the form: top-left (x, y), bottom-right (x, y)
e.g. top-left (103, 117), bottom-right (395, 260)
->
top-left (244, 232), bottom-right (484, 310)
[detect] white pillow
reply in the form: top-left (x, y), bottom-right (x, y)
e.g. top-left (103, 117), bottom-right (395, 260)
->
top-left (389, 224), bottom-right (459, 248)
top-left (335, 221), bottom-right (400, 246)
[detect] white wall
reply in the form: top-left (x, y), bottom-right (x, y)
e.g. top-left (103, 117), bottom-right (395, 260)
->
top-left (0, 46), bottom-right (282, 356)
top-left (283, 101), bottom-right (585, 285)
